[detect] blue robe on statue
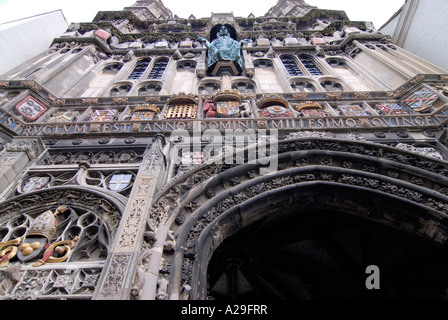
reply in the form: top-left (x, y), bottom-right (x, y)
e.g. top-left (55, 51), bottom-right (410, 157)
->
top-left (198, 26), bottom-right (247, 71)
top-left (207, 35), bottom-right (243, 69)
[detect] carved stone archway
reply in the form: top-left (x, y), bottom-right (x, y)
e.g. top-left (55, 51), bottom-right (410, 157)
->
top-left (0, 186), bottom-right (125, 300)
top-left (143, 137), bottom-right (448, 300)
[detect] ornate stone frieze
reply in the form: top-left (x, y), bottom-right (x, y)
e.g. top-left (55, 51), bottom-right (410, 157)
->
top-left (19, 81), bottom-right (41, 92)
top-left (82, 98), bottom-right (99, 105)
top-left (41, 150), bottom-right (144, 166)
top-left (1, 267), bottom-right (102, 300)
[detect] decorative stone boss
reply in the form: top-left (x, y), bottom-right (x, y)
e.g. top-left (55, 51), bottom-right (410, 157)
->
top-left (198, 26), bottom-right (249, 75)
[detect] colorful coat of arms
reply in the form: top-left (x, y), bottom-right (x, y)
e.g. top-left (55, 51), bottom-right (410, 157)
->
top-left (130, 111), bottom-right (155, 121)
top-left (295, 102), bottom-right (326, 117)
top-left (22, 176), bottom-right (50, 193)
top-left (338, 104), bottom-right (369, 117)
top-left (216, 101), bottom-right (240, 118)
top-left (88, 109), bottom-right (118, 122)
top-left (164, 105), bottom-right (197, 119)
top-left (375, 103), bottom-right (408, 115)
top-left (107, 173), bottom-right (133, 192)
top-left (301, 108), bottom-right (326, 117)
top-left (16, 96), bottom-right (47, 120)
top-left (402, 89), bottom-right (440, 112)
top-left (0, 206), bottom-right (78, 268)
top-left (130, 104), bottom-right (160, 121)
top-left (261, 105), bottom-right (292, 118)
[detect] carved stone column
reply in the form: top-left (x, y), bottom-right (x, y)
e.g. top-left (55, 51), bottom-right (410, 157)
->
top-left (243, 50), bottom-right (255, 78)
top-left (93, 136), bottom-right (167, 300)
top-left (196, 51), bottom-right (207, 78)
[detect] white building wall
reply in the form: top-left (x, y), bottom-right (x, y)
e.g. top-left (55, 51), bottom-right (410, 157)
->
top-left (380, 0), bottom-right (448, 71)
top-left (379, 11), bottom-right (401, 36)
top-left (0, 10), bottom-right (68, 76)
top-left (402, 0), bottom-right (448, 71)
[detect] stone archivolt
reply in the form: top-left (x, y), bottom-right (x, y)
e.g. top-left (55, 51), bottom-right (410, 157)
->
top-left (130, 137), bottom-right (448, 299)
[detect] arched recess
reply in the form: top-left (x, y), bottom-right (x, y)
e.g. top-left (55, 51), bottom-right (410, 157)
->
top-left (0, 186), bottom-right (126, 299)
top-left (147, 137), bottom-right (448, 300)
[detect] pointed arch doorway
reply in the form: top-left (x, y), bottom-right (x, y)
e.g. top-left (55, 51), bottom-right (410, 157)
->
top-left (149, 138), bottom-right (448, 300)
top-left (206, 190), bottom-right (448, 300)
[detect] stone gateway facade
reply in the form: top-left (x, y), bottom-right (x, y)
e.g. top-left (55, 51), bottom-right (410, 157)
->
top-left (1, 0), bottom-right (448, 300)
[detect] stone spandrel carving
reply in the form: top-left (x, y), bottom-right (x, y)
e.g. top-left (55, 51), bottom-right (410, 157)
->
top-left (5, 139), bottom-right (44, 160)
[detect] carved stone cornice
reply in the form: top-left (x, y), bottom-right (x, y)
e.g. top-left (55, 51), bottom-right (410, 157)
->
top-left (4, 138), bottom-right (44, 160)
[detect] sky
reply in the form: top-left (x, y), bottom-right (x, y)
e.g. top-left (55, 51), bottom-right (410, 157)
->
top-left (0, 0), bottom-right (405, 29)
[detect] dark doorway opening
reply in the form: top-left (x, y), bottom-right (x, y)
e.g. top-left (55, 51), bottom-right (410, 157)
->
top-left (207, 208), bottom-right (448, 300)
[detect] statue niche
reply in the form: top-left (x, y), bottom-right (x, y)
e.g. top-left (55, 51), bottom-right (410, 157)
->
top-left (198, 25), bottom-right (249, 77)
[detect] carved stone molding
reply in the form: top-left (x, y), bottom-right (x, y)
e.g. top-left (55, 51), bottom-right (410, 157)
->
top-left (112, 97), bottom-right (129, 104)
top-left (4, 138), bottom-right (44, 160)
top-left (1, 266), bottom-right (102, 300)
top-left (82, 98), bottom-right (99, 105)
top-left (20, 81), bottom-right (41, 92)
top-left (0, 186), bottom-right (124, 231)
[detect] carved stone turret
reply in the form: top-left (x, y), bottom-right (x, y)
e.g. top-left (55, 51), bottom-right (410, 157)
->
top-left (265, 0), bottom-right (317, 17)
top-left (124, 0), bottom-right (173, 20)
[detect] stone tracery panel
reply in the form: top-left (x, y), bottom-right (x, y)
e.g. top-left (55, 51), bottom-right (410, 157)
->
top-left (0, 187), bottom-right (124, 300)
top-left (16, 170), bottom-right (137, 197)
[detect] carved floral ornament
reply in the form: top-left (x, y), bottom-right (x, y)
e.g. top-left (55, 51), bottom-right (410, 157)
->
top-left (140, 137), bottom-right (448, 299)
